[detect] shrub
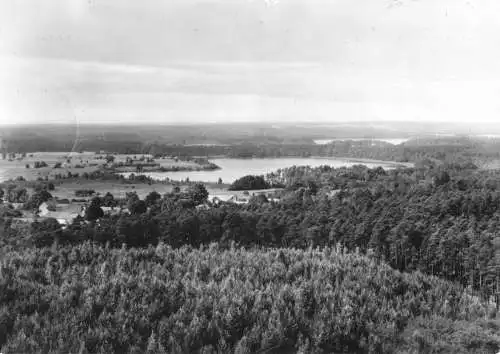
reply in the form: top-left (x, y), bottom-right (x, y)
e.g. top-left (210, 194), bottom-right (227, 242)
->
top-left (229, 175), bottom-right (270, 191)
top-left (33, 161), bottom-right (48, 168)
top-left (75, 189), bottom-right (95, 197)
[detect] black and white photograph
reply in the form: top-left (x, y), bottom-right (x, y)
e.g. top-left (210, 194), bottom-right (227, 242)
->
top-left (1, 0), bottom-right (500, 353)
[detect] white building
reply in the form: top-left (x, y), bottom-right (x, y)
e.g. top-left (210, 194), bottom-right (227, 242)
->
top-left (38, 202), bottom-right (85, 225)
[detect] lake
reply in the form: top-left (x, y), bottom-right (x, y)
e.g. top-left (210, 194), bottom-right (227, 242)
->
top-left (314, 138), bottom-right (410, 145)
top-left (120, 157), bottom-right (404, 184)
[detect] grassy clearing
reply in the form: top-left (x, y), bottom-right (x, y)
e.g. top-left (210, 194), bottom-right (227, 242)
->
top-left (51, 181), bottom-right (173, 200)
top-left (0, 152), bottom-right (203, 182)
top-left (0, 152), bottom-right (103, 182)
top-left (48, 180), bottom-right (230, 200)
top-left (0, 161), bottom-right (100, 182)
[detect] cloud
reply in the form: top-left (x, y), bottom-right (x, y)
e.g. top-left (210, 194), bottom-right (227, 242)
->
top-left (1, 0), bottom-right (500, 124)
top-left (2, 55), bottom-right (500, 125)
top-left (2, 0), bottom-right (497, 65)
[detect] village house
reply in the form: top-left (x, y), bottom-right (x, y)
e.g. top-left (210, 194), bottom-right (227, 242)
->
top-left (210, 194), bottom-right (250, 205)
top-left (38, 202), bottom-right (86, 226)
top-left (326, 190), bottom-right (341, 199)
top-left (11, 203), bottom-right (24, 210)
top-left (101, 206), bottom-right (130, 216)
top-left (210, 194), bottom-right (239, 205)
top-left (210, 194), bottom-right (233, 205)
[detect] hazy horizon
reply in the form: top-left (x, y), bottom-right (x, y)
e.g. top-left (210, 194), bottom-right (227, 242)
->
top-left (2, 0), bottom-right (500, 125)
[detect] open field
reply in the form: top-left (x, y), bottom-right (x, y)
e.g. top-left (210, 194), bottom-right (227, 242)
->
top-left (477, 159), bottom-right (500, 170)
top-left (0, 151), bottom-right (104, 181)
top-left (0, 152), bottom-right (211, 182)
top-left (47, 180), bottom-right (277, 201)
top-left (0, 161), bottom-right (101, 183)
top-left (51, 181), bottom-right (174, 200)
top-left (47, 180), bottom-right (231, 200)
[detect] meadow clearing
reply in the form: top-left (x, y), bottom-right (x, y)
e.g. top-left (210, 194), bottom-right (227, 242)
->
top-left (0, 152), bottom-right (210, 182)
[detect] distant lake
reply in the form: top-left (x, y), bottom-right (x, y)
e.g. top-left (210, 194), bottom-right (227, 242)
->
top-left (314, 138), bottom-right (410, 145)
top-left (120, 157), bottom-right (404, 184)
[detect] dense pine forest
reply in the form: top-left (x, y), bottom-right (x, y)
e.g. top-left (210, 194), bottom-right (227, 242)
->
top-left (1, 244), bottom-right (499, 353)
top-left (2, 137), bottom-right (500, 352)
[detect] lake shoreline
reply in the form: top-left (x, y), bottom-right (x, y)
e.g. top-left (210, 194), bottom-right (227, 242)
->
top-left (112, 165), bottom-right (221, 173)
top-left (312, 156), bottom-right (412, 168)
top-left (197, 155), bottom-right (412, 168)
top-left (117, 156), bottom-right (411, 184)
top-left (0, 154), bottom-right (411, 183)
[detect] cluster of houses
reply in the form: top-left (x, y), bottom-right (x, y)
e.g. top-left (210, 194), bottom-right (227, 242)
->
top-left (37, 201), bottom-right (130, 228)
top-left (4, 188), bottom-right (284, 229)
top-left (208, 189), bottom-right (282, 206)
top-left (35, 191), bottom-right (281, 226)
top-left (209, 194), bottom-right (249, 205)
top-left (38, 201), bottom-right (85, 226)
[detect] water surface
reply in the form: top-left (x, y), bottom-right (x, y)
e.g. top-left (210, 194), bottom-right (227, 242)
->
top-left (314, 138), bottom-right (410, 145)
top-left (120, 157), bottom-right (401, 184)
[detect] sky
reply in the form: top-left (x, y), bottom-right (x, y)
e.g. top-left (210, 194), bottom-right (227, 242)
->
top-left (1, 0), bottom-right (500, 125)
